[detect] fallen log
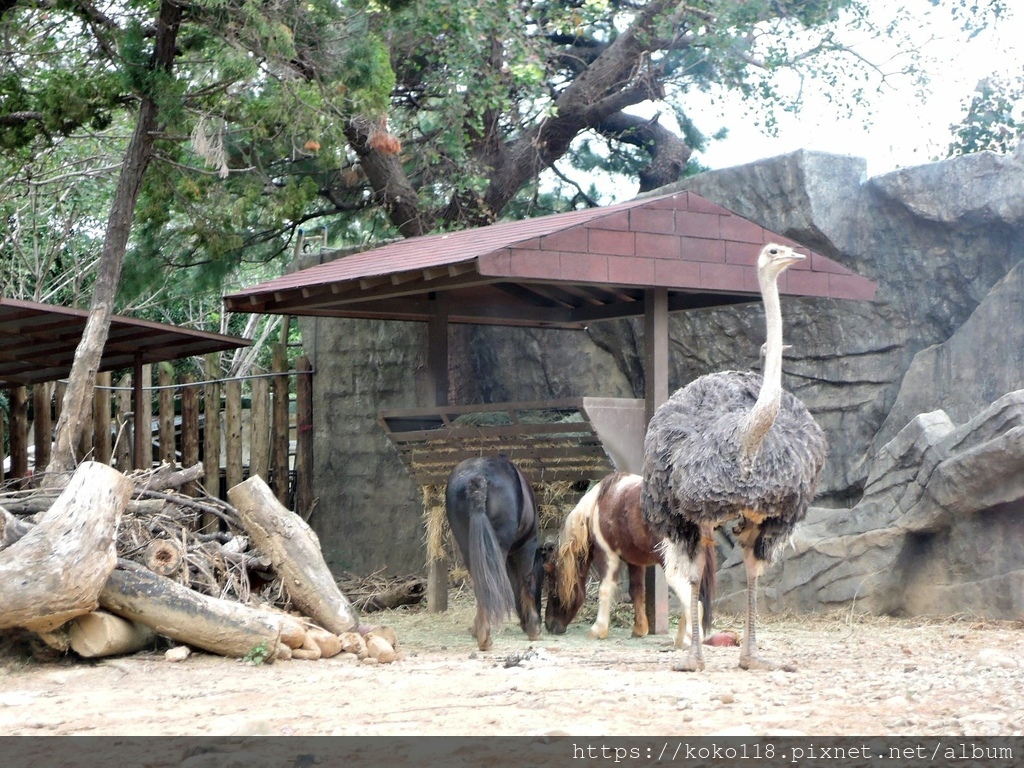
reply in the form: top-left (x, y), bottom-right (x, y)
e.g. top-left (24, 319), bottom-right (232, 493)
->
top-left (0, 462), bottom-right (132, 632)
top-left (0, 507), bottom-right (33, 550)
top-left (228, 475), bottom-right (359, 634)
top-left (100, 561), bottom-right (299, 659)
top-left (68, 610), bottom-right (155, 658)
top-left (355, 577), bottom-right (426, 612)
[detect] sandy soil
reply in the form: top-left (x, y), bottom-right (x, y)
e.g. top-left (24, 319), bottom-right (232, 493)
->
top-left (1, 592), bottom-right (1022, 738)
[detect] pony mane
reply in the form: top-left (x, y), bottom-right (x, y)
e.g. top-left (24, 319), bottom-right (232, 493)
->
top-left (556, 482), bottom-right (600, 607)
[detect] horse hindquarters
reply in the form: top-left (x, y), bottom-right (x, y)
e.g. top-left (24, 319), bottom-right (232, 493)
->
top-left (464, 502), bottom-right (517, 650)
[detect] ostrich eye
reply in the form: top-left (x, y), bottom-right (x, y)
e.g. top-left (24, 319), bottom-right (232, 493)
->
top-left (768, 248), bottom-right (778, 255)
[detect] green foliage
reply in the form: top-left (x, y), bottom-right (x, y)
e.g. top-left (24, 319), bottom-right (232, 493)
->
top-left (0, 0), bottom-right (1013, 339)
top-left (242, 641), bottom-right (272, 665)
top-left (948, 76), bottom-right (1023, 157)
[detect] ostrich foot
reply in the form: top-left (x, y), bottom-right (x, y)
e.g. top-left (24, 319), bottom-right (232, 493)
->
top-left (738, 652), bottom-right (787, 671)
top-left (672, 654), bottom-right (705, 672)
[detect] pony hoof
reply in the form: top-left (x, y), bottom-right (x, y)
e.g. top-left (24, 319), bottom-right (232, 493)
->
top-left (672, 656), bottom-right (705, 672)
top-left (631, 627), bottom-right (649, 639)
top-left (588, 628), bottom-right (608, 640)
top-left (478, 639), bottom-right (493, 652)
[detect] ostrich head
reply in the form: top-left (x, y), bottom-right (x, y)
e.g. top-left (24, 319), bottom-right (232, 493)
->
top-left (757, 244), bottom-right (804, 281)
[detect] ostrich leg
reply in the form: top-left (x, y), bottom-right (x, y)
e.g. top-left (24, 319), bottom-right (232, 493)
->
top-left (738, 547), bottom-right (777, 670)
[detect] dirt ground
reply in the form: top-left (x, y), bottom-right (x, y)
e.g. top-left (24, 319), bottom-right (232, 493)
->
top-left (1, 591), bottom-right (1022, 738)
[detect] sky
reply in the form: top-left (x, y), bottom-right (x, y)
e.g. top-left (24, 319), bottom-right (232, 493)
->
top-left (682, 0), bottom-right (1024, 177)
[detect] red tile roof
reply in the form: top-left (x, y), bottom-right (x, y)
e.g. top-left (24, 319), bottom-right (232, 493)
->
top-left (224, 191), bottom-right (876, 328)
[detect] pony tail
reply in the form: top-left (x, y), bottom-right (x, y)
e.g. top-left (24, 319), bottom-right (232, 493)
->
top-left (466, 477), bottom-right (516, 626)
top-left (699, 539), bottom-right (716, 637)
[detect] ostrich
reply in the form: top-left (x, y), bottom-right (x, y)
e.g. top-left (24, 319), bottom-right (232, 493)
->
top-left (641, 243), bottom-right (827, 672)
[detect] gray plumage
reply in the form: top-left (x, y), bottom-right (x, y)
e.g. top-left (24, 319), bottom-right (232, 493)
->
top-left (641, 370), bottom-right (826, 562)
top-left (640, 243), bottom-right (827, 671)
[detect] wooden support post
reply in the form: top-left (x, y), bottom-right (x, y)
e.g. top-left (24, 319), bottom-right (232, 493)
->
top-left (8, 385), bottom-right (28, 480)
top-left (426, 293), bottom-right (450, 613)
top-left (158, 363), bottom-right (175, 465)
top-left (180, 374), bottom-right (199, 492)
top-left (32, 382), bottom-right (53, 471)
top-left (644, 287), bottom-right (670, 635)
top-left (0, 404), bottom-right (5, 484)
top-left (93, 373), bottom-right (112, 465)
top-left (225, 378), bottom-right (243, 491)
top-left (295, 356), bottom-right (313, 519)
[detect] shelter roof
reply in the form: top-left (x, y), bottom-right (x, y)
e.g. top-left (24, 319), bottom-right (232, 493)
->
top-left (224, 191), bottom-right (876, 328)
top-left (0, 298), bottom-right (250, 388)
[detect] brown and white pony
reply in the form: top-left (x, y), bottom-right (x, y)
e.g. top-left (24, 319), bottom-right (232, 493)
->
top-left (544, 472), bottom-right (714, 646)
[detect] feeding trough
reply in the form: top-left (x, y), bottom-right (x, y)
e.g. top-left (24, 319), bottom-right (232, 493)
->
top-left (378, 396), bottom-right (646, 486)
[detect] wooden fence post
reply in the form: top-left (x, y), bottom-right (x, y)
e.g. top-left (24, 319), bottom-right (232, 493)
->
top-left (158, 362), bottom-right (176, 465)
top-left (203, 353), bottom-right (222, 521)
top-left (113, 374), bottom-right (132, 470)
top-left (180, 374), bottom-right (200, 491)
top-left (225, 378), bottom-right (243, 492)
top-left (249, 373), bottom-right (270, 483)
top-left (271, 346), bottom-right (290, 505)
top-left (133, 363), bottom-right (153, 470)
top-left (93, 373), bottom-right (112, 465)
top-left (32, 382), bottom-right (53, 471)
top-left (295, 356), bottom-right (313, 519)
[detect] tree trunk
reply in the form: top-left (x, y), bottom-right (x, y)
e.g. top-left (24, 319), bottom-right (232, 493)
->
top-left (43, 0), bottom-right (183, 485)
top-left (0, 461), bottom-right (132, 632)
top-left (228, 475), bottom-right (359, 634)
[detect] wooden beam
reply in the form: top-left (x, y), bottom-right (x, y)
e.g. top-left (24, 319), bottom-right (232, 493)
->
top-left (425, 292), bottom-right (449, 614)
top-left (644, 287), bottom-right (669, 635)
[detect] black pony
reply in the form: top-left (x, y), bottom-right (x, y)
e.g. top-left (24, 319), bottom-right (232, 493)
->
top-left (445, 455), bottom-right (543, 650)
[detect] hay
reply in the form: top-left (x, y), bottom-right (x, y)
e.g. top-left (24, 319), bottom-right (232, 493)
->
top-left (422, 484), bottom-right (450, 564)
top-left (421, 479), bottom-right (585, 563)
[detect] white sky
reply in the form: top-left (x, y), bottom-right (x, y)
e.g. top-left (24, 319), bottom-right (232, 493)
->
top-left (684, 0), bottom-right (1024, 177)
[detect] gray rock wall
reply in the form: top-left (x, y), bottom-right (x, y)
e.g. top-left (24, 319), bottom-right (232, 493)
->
top-left (302, 143), bottom-right (1024, 619)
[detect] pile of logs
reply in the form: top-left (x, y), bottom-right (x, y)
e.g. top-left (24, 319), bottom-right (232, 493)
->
top-left (0, 461), bottom-right (402, 665)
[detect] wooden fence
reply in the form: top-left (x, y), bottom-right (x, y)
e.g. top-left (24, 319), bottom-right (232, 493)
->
top-left (1, 354), bottom-right (314, 517)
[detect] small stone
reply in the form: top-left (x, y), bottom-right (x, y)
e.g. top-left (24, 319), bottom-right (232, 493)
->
top-left (978, 648), bottom-right (1021, 669)
top-left (164, 646), bottom-right (191, 662)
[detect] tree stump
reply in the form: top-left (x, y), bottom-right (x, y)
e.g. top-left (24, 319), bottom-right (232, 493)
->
top-left (0, 462), bottom-right (132, 632)
top-left (228, 475), bottom-right (359, 634)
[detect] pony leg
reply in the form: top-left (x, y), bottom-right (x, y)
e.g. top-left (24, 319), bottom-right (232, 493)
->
top-left (626, 564), bottom-right (648, 638)
top-left (589, 548), bottom-right (618, 640)
top-left (508, 546), bottom-right (542, 641)
top-left (671, 541), bottom-right (706, 672)
top-left (661, 543), bottom-right (698, 648)
top-left (473, 603), bottom-right (493, 651)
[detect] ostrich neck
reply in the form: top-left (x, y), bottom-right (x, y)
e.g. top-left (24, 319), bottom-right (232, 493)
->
top-left (741, 269), bottom-right (784, 460)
